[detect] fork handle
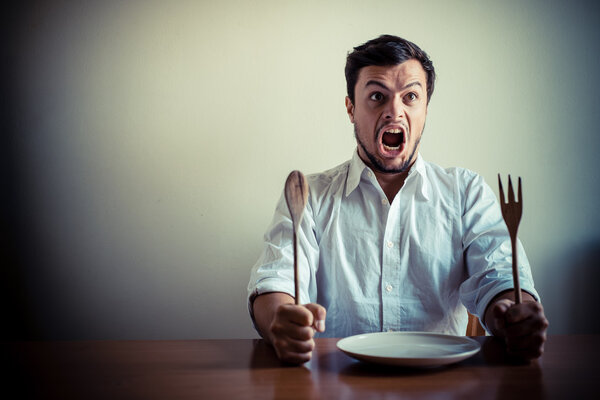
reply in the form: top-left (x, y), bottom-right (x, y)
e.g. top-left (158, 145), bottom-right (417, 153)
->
top-left (510, 236), bottom-right (522, 304)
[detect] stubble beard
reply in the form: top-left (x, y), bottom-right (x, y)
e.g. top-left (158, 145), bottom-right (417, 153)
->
top-left (354, 124), bottom-right (422, 174)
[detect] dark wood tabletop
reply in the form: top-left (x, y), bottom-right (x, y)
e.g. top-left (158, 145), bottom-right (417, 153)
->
top-left (3, 335), bottom-right (598, 399)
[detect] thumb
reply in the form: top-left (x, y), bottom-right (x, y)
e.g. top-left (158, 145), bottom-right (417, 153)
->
top-left (304, 303), bottom-right (327, 333)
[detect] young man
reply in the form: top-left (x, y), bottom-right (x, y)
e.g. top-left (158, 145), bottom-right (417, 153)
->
top-left (248, 35), bottom-right (548, 364)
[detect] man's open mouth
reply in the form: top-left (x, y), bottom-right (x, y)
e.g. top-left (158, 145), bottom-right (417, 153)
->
top-left (381, 128), bottom-right (405, 151)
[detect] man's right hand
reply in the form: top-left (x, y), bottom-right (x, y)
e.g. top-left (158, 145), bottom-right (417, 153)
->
top-left (252, 293), bottom-right (326, 364)
top-left (269, 303), bottom-right (326, 364)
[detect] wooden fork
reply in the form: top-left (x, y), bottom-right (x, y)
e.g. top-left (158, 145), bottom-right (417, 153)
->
top-left (498, 174), bottom-right (523, 304)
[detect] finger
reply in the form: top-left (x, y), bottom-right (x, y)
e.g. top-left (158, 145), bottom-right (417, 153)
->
top-left (272, 337), bottom-right (315, 364)
top-left (271, 319), bottom-right (315, 341)
top-left (277, 304), bottom-right (315, 327)
top-left (491, 299), bottom-right (513, 335)
top-left (277, 350), bottom-right (312, 365)
top-left (504, 312), bottom-right (549, 338)
top-left (506, 301), bottom-right (544, 324)
top-left (505, 331), bottom-right (547, 359)
top-left (304, 303), bottom-right (327, 332)
top-left (273, 335), bottom-right (315, 355)
top-left (510, 345), bottom-right (545, 360)
top-left (506, 331), bottom-right (546, 353)
top-left (492, 299), bottom-right (513, 318)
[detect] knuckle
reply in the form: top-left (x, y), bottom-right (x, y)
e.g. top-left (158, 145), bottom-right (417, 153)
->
top-left (530, 346), bottom-right (544, 359)
top-left (300, 315), bottom-right (312, 327)
top-left (296, 338), bottom-right (315, 354)
top-left (303, 327), bottom-right (316, 340)
top-left (534, 317), bottom-right (549, 331)
top-left (271, 337), bottom-right (285, 351)
top-left (541, 317), bottom-right (549, 329)
top-left (529, 302), bottom-right (542, 312)
top-left (280, 349), bottom-right (312, 365)
top-left (289, 326), bottom-right (310, 341)
top-left (538, 343), bottom-right (545, 355)
top-left (270, 322), bottom-right (284, 336)
top-left (275, 304), bottom-right (289, 317)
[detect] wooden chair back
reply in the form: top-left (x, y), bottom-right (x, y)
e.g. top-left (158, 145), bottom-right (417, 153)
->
top-left (467, 312), bottom-right (486, 336)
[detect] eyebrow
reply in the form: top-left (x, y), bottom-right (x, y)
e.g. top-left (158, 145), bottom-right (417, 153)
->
top-left (365, 80), bottom-right (423, 91)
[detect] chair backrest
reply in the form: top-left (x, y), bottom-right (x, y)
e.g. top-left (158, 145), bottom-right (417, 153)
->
top-left (466, 312), bottom-right (486, 336)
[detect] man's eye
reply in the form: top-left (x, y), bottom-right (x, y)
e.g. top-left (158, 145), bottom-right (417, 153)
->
top-left (370, 92), bottom-right (384, 101)
top-left (405, 92), bottom-right (418, 102)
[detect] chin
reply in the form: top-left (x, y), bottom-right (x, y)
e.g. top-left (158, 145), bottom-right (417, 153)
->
top-left (377, 154), bottom-right (415, 174)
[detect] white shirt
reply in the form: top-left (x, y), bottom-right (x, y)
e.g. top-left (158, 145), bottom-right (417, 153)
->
top-left (248, 151), bottom-right (538, 337)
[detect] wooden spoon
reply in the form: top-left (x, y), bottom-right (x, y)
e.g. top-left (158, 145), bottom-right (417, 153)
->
top-left (284, 170), bottom-right (309, 305)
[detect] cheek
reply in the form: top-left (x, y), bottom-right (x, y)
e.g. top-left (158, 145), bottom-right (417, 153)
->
top-left (409, 111), bottom-right (427, 131)
top-left (360, 112), bottom-right (378, 128)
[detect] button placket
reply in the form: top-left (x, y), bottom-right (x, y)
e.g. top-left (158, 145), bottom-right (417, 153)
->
top-left (381, 193), bottom-right (401, 333)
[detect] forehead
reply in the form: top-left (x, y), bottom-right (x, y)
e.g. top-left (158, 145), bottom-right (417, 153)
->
top-left (356, 59), bottom-right (427, 89)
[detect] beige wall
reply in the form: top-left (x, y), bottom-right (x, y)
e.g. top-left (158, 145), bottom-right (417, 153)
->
top-left (5, 0), bottom-right (599, 339)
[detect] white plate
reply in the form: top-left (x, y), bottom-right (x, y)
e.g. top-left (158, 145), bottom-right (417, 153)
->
top-left (336, 332), bottom-right (481, 367)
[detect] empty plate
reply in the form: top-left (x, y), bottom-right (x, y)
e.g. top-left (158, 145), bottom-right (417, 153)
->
top-left (336, 331), bottom-right (481, 367)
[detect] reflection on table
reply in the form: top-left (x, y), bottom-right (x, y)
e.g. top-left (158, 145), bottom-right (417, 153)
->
top-left (3, 335), bottom-right (598, 399)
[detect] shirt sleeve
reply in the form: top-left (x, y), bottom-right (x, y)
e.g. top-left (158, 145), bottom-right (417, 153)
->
top-left (247, 189), bottom-right (319, 330)
top-left (458, 173), bottom-right (539, 331)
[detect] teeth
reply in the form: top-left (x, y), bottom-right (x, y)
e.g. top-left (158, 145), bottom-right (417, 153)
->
top-left (385, 129), bottom-right (402, 134)
top-left (383, 144), bottom-right (401, 150)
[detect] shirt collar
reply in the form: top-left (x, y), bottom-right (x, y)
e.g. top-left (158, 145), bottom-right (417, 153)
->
top-left (345, 150), bottom-right (430, 200)
top-left (345, 150), bottom-right (368, 197)
top-left (410, 154), bottom-right (430, 201)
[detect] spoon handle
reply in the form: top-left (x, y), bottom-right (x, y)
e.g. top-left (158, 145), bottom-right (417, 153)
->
top-left (283, 170), bottom-right (308, 306)
top-left (293, 230), bottom-right (299, 305)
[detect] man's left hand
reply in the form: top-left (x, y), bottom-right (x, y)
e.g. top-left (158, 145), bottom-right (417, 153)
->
top-left (485, 293), bottom-right (549, 360)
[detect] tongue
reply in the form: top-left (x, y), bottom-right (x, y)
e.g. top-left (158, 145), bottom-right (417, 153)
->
top-left (382, 132), bottom-right (403, 147)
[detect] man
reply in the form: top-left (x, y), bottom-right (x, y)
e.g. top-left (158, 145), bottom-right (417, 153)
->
top-left (248, 35), bottom-right (548, 364)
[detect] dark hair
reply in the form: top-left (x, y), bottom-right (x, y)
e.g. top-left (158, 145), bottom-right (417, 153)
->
top-left (345, 35), bottom-right (435, 104)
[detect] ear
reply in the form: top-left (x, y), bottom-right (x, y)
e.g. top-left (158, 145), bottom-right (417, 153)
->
top-left (345, 96), bottom-right (355, 123)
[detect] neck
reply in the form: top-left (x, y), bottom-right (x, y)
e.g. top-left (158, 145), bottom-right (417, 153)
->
top-left (372, 169), bottom-right (410, 203)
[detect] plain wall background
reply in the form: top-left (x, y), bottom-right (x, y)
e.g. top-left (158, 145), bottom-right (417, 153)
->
top-left (2, 0), bottom-right (599, 340)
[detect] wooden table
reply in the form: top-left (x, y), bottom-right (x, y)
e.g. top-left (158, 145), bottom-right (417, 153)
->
top-left (3, 335), bottom-right (598, 399)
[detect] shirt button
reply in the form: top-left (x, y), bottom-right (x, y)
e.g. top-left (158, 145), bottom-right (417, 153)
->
top-left (381, 198), bottom-right (388, 205)
top-left (385, 284), bottom-right (393, 292)
top-left (386, 241), bottom-right (393, 248)
top-left (367, 170), bottom-right (373, 177)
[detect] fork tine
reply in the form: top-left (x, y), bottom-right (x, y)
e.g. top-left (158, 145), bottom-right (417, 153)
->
top-left (498, 174), bottom-right (505, 204)
top-left (508, 175), bottom-right (515, 203)
top-left (518, 176), bottom-right (522, 204)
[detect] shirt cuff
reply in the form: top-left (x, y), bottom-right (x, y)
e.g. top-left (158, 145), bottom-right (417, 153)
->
top-left (477, 284), bottom-right (540, 333)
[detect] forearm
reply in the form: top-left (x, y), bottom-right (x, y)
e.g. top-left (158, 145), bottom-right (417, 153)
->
top-left (252, 292), bottom-right (295, 343)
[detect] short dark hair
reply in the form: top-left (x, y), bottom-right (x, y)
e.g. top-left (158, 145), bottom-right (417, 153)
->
top-left (345, 35), bottom-right (436, 104)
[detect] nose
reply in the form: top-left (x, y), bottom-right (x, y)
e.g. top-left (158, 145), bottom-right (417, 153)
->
top-left (384, 96), bottom-right (405, 120)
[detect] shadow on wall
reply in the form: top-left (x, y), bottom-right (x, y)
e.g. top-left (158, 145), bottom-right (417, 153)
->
top-left (566, 241), bottom-right (600, 334)
top-left (2, 3), bottom-right (34, 341)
